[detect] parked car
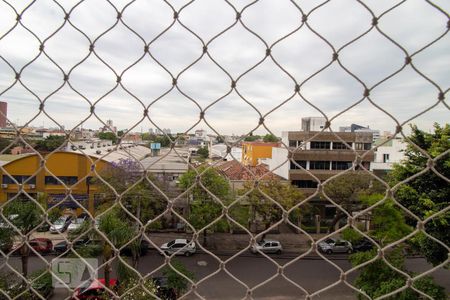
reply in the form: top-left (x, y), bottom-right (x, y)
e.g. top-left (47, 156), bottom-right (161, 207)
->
top-left (160, 239), bottom-right (196, 256)
top-left (251, 239), bottom-right (282, 254)
top-left (353, 238), bottom-right (374, 252)
top-left (14, 238), bottom-right (53, 255)
top-left (319, 239), bottom-right (353, 254)
top-left (50, 216), bottom-right (72, 234)
top-left (67, 217), bottom-right (86, 233)
top-left (53, 238), bottom-right (97, 255)
top-left (71, 278), bottom-right (118, 299)
top-left (30, 238), bottom-right (53, 254)
top-left (121, 239), bottom-right (150, 256)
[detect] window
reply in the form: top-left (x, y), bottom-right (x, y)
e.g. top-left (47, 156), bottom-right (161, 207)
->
top-left (383, 154), bottom-right (390, 163)
top-left (292, 180), bottom-right (318, 188)
top-left (309, 161), bottom-right (330, 170)
top-left (288, 140), bottom-right (297, 147)
top-left (2, 175), bottom-right (36, 185)
top-left (290, 160), bottom-right (307, 169)
top-left (355, 143), bottom-right (371, 150)
top-left (331, 161), bottom-right (352, 170)
top-left (310, 141), bottom-right (330, 150)
top-left (45, 176), bottom-right (78, 185)
top-left (332, 142), bottom-right (352, 149)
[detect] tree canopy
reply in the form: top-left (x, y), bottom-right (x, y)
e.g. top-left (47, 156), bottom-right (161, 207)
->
top-left (34, 135), bottom-right (65, 152)
top-left (389, 123), bottom-right (449, 265)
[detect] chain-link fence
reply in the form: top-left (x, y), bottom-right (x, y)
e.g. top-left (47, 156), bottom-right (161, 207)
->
top-left (0, 0), bottom-right (449, 299)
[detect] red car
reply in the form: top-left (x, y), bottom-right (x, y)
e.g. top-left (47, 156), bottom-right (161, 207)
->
top-left (29, 238), bottom-right (53, 254)
top-left (72, 278), bottom-right (118, 299)
top-left (14, 238), bottom-right (53, 255)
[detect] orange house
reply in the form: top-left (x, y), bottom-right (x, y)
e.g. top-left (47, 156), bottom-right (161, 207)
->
top-left (241, 142), bottom-right (280, 166)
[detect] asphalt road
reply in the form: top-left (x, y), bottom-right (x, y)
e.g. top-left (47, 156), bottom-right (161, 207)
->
top-left (1, 251), bottom-right (449, 300)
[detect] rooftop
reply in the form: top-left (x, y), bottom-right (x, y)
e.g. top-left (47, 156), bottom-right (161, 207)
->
top-left (215, 160), bottom-right (283, 181)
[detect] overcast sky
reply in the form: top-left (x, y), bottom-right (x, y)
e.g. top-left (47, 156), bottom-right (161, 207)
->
top-left (0, 0), bottom-right (448, 136)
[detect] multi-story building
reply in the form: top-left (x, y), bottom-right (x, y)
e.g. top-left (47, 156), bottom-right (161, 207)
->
top-left (339, 123), bottom-right (380, 142)
top-left (371, 136), bottom-right (406, 177)
top-left (269, 130), bottom-right (374, 194)
top-left (0, 152), bottom-right (109, 215)
top-left (287, 131), bottom-right (374, 191)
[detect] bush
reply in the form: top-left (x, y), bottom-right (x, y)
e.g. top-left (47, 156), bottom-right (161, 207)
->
top-left (0, 269), bottom-right (53, 300)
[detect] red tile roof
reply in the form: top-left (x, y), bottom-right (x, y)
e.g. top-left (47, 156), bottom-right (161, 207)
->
top-left (215, 160), bottom-right (283, 181)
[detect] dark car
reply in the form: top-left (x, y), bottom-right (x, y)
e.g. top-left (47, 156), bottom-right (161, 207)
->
top-left (72, 278), bottom-right (118, 299)
top-left (353, 239), bottom-right (374, 252)
top-left (120, 239), bottom-right (150, 256)
top-left (54, 238), bottom-right (149, 256)
top-left (54, 238), bottom-right (97, 255)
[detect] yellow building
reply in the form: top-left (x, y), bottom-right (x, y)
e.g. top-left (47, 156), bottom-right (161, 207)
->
top-left (0, 152), bottom-right (108, 215)
top-left (241, 142), bottom-right (280, 166)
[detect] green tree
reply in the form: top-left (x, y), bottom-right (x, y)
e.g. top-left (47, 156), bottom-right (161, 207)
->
top-left (262, 134), bottom-right (278, 142)
top-left (323, 171), bottom-right (384, 231)
top-left (98, 210), bottom-right (133, 289)
top-left (0, 138), bottom-right (13, 154)
top-left (244, 135), bottom-right (260, 142)
top-left (4, 200), bottom-right (43, 277)
top-left (178, 167), bottom-right (230, 245)
top-left (95, 159), bottom-right (165, 268)
top-left (153, 134), bottom-right (173, 147)
top-left (389, 123), bottom-right (449, 266)
top-left (349, 194), bottom-right (445, 299)
top-left (141, 132), bottom-right (155, 141)
top-left (242, 180), bottom-right (307, 236)
top-left (162, 259), bottom-right (195, 297)
top-left (34, 135), bottom-right (65, 152)
top-left (0, 227), bottom-right (13, 254)
top-left (98, 132), bottom-right (117, 143)
top-left (197, 146), bottom-right (209, 159)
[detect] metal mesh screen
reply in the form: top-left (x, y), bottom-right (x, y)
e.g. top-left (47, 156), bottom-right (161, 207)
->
top-left (0, 0), bottom-right (448, 299)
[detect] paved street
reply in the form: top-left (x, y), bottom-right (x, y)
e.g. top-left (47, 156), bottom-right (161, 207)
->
top-left (1, 251), bottom-right (448, 300)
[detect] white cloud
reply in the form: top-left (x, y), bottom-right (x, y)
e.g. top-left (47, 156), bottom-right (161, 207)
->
top-left (0, 0), bottom-right (448, 136)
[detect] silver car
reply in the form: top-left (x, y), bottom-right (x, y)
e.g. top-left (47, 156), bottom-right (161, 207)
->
top-left (251, 240), bottom-right (282, 254)
top-left (49, 216), bottom-right (72, 234)
top-left (319, 239), bottom-right (353, 254)
top-left (160, 239), bottom-right (196, 256)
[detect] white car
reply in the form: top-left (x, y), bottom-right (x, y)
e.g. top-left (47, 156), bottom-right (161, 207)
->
top-left (318, 238), bottom-right (353, 254)
top-left (160, 239), bottom-right (196, 256)
top-left (67, 218), bottom-right (85, 233)
top-left (251, 239), bottom-right (282, 254)
top-left (49, 216), bottom-right (72, 234)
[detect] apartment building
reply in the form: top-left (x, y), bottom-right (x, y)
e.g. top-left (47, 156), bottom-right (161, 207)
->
top-left (371, 136), bottom-right (406, 177)
top-left (268, 130), bottom-right (374, 193)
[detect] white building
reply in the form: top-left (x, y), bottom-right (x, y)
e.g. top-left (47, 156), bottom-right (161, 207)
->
top-left (301, 117), bottom-right (326, 132)
top-left (371, 137), bottom-right (406, 175)
top-left (264, 147), bottom-right (289, 180)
